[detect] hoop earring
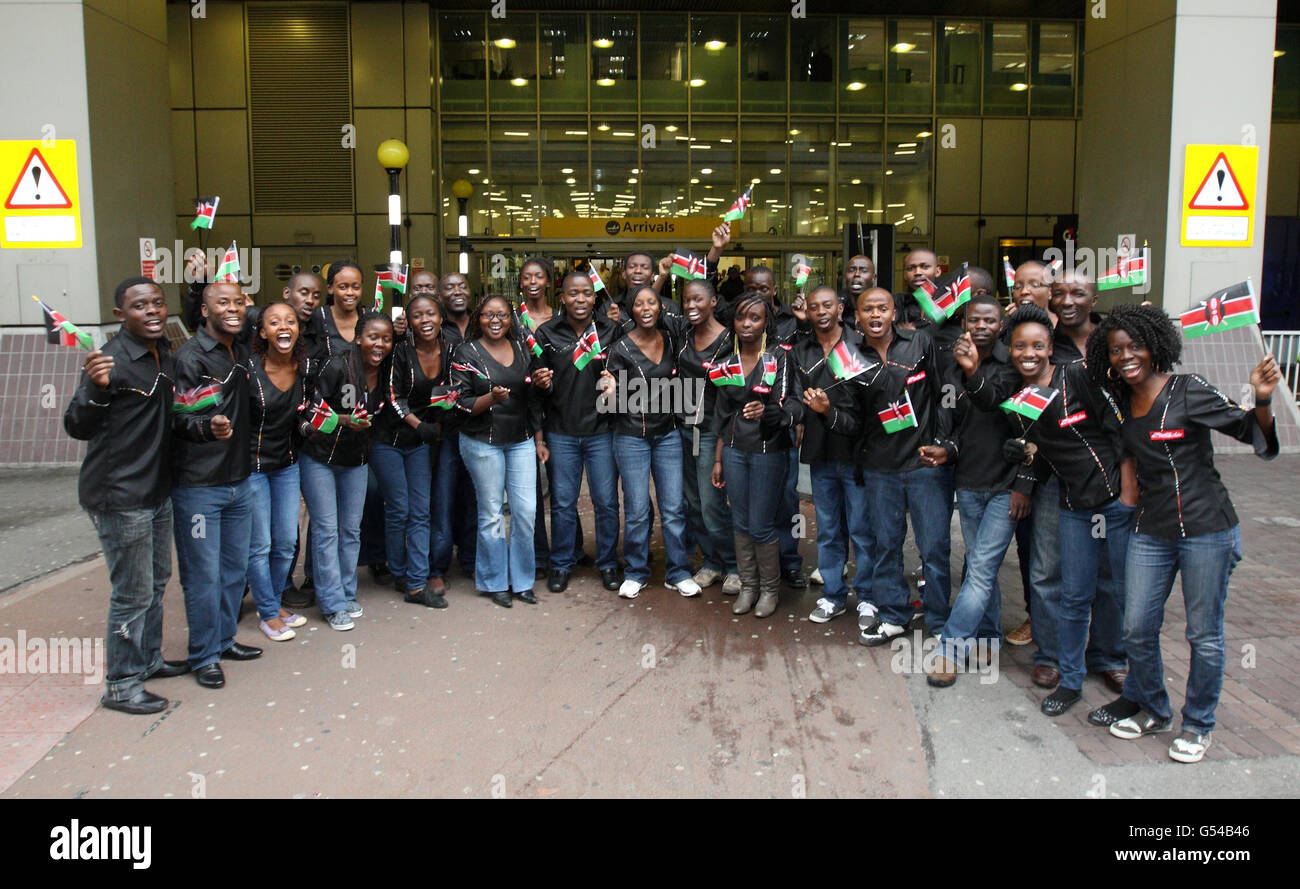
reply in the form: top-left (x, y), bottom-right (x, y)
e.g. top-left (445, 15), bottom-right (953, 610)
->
top-left (760, 332), bottom-right (767, 353)
top-left (1107, 365), bottom-right (1120, 381)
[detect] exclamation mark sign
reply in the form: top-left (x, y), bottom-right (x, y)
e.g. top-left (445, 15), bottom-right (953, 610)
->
top-left (1216, 167), bottom-right (1225, 202)
top-left (31, 165), bottom-right (41, 201)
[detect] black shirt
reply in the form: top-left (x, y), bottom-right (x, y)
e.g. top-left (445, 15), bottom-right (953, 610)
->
top-left (299, 347), bottom-right (384, 466)
top-left (306, 306), bottom-right (358, 363)
top-left (790, 327), bottom-right (881, 465)
top-left (1052, 312), bottom-right (1103, 365)
top-left (451, 338), bottom-right (541, 445)
top-left (606, 330), bottom-right (679, 438)
top-left (947, 342), bottom-right (1036, 493)
top-left (534, 314), bottom-right (624, 436)
top-left (171, 326), bottom-right (252, 487)
top-left (854, 325), bottom-right (956, 472)
top-left (376, 340), bottom-right (454, 448)
top-left (247, 353), bottom-right (307, 473)
top-left (711, 347), bottom-right (799, 453)
top-left (64, 331), bottom-right (179, 511)
top-left (675, 323), bottom-right (732, 429)
top-left (1118, 374), bottom-right (1279, 539)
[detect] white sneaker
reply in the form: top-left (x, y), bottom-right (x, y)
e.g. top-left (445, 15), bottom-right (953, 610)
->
top-left (668, 577), bottom-right (703, 597)
top-left (692, 567), bottom-right (723, 587)
top-left (857, 601), bottom-right (879, 631)
top-left (858, 620), bottom-right (906, 647)
top-left (809, 568), bottom-right (825, 585)
top-left (721, 573), bottom-right (742, 596)
top-left (808, 597), bottom-right (846, 623)
top-left (618, 579), bottom-right (647, 599)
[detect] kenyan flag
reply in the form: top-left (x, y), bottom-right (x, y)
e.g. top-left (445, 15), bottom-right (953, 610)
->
top-left (374, 263), bottom-right (408, 295)
top-left (524, 329), bottom-right (543, 358)
top-left (1098, 248), bottom-right (1148, 291)
top-left (519, 303), bottom-right (538, 330)
top-left (428, 388), bottom-right (459, 410)
top-left (352, 401), bottom-right (381, 423)
top-left (215, 242), bottom-right (240, 283)
top-left (914, 267), bottom-right (971, 324)
top-left (1179, 281), bottom-right (1258, 340)
top-left (1003, 255), bottom-right (1016, 295)
top-left (999, 385), bottom-right (1058, 421)
top-left (586, 265), bottom-right (606, 294)
top-left (572, 323), bottom-right (602, 370)
top-left (304, 399), bottom-right (339, 433)
top-left (671, 249), bottom-right (708, 280)
top-left (32, 296), bottom-right (93, 351)
top-left (827, 340), bottom-right (871, 382)
top-left (451, 360), bottom-right (488, 380)
top-left (172, 381), bottom-right (222, 413)
top-left (191, 196), bottom-right (219, 231)
top-left (752, 354), bottom-right (778, 394)
top-left (708, 355), bottom-right (745, 387)
top-left (723, 185), bottom-right (753, 223)
top-left (793, 261), bottom-right (812, 289)
top-left (372, 279), bottom-right (385, 313)
top-left (878, 391), bottom-right (918, 434)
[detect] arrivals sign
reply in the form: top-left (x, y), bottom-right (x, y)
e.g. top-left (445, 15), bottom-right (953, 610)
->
top-left (540, 217), bottom-right (720, 240)
top-left (1180, 144), bottom-right (1257, 247)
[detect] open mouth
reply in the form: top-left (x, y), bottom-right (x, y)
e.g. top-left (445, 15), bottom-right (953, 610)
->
top-left (419, 323), bottom-right (437, 336)
top-left (275, 332), bottom-right (293, 347)
top-left (1119, 360), bottom-right (1142, 379)
top-left (144, 319), bottom-right (163, 331)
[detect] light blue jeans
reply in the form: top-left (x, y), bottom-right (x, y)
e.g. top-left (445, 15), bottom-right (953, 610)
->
top-left (299, 454), bottom-right (368, 616)
top-left (460, 434), bottom-right (537, 593)
top-left (247, 463), bottom-right (301, 621)
top-left (939, 489), bottom-right (1019, 660)
top-left (808, 462), bottom-right (874, 610)
top-left (614, 432), bottom-right (690, 585)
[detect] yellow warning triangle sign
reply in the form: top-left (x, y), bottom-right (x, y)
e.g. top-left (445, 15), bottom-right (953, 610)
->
top-left (1188, 151), bottom-right (1248, 210)
top-left (5, 147), bottom-right (72, 209)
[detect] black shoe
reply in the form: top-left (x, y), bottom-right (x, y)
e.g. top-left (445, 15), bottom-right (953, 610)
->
top-left (101, 689), bottom-right (168, 715)
top-left (368, 563), bottom-right (394, 585)
top-left (547, 569), bottom-right (570, 592)
top-left (1041, 686), bottom-right (1082, 718)
top-left (783, 568), bottom-right (808, 589)
top-left (194, 664), bottom-right (225, 689)
top-left (220, 642), bottom-right (263, 661)
top-left (150, 659), bottom-right (190, 679)
top-left (1088, 696), bottom-right (1141, 727)
top-left (600, 568), bottom-right (621, 591)
top-left (394, 578), bottom-right (410, 595)
top-left (281, 583), bottom-right (313, 610)
top-left (577, 552), bottom-right (596, 568)
top-left (405, 588), bottom-right (449, 609)
top-left (490, 590), bottom-right (513, 608)
top-left (514, 589), bottom-right (538, 604)
top-left (535, 563), bottom-right (548, 579)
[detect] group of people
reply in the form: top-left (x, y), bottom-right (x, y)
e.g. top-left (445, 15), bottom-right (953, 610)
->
top-left (66, 225), bottom-right (1282, 766)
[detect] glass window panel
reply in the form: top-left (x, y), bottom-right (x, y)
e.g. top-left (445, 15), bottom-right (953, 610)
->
top-left (885, 122), bottom-right (930, 236)
top-left (689, 15), bottom-right (737, 113)
top-left (1032, 22), bottom-right (1075, 117)
top-left (888, 19), bottom-right (933, 114)
top-left (840, 19), bottom-right (885, 115)
top-left (591, 14), bottom-right (637, 113)
top-left (592, 117), bottom-right (639, 218)
top-left (488, 121), bottom-right (538, 236)
top-left (640, 116), bottom-right (690, 219)
top-left (440, 117), bottom-right (489, 240)
top-left (741, 15), bottom-right (786, 114)
top-left (539, 118), bottom-right (589, 224)
top-left (641, 15), bottom-right (688, 113)
top-left (687, 120), bottom-right (738, 217)
top-left (789, 121), bottom-right (834, 237)
top-left (985, 22), bottom-right (1029, 114)
top-left (836, 122), bottom-right (884, 234)
top-left (1275, 27), bottom-right (1300, 120)
top-left (936, 20), bottom-right (981, 114)
top-left (791, 16), bottom-right (836, 115)
top-left (486, 16), bottom-right (536, 113)
top-left (539, 15), bottom-right (587, 112)
top-left (439, 13), bottom-right (486, 112)
top-left (738, 122), bottom-right (788, 236)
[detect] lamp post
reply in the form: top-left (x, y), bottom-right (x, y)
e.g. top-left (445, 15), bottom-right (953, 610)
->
top-left (451, 178), bottom-right (474, 276)
top-left (377, 139), bottom-right (410, 265)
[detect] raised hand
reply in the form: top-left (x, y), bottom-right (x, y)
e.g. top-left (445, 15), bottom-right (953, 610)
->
top-left (953, 331), bottom-right (980, 377)
top-left (84, 350), bottom-right (114, 389)
top-left (1251, 354), bottom-right (1281, 402)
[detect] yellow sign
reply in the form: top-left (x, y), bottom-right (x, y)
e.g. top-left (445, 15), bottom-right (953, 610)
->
top-left (1, 139), bottom-right (82, 249)
top-left (539, 217), bottom-right (720, 240)
top-left (1180, 144), bottom-right (1256, 247)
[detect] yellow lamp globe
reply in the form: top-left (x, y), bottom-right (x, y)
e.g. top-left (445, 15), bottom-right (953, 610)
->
top-left (451, 179), bottom-right (474, 200)
top-left (377, 139), bottom-right (410, 171)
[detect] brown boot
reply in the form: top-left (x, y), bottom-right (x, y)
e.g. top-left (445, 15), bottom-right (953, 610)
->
top-left (732, 535), bottom-right (759, 615)
top-left (753, 541), bottom-right (781, 618)
top-left (926, 656), bottom-right (959, 688)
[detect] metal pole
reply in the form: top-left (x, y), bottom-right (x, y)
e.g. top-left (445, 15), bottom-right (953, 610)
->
top-left (387, 169), bottom-right (403, 265)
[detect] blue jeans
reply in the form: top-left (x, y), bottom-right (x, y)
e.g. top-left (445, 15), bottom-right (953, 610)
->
top-left (720, 446), bottom-right (787, 543)
top-left (1057, 497), bottom-right (1134, 691)
top-left (615, 433), bottom-right (690, 584)
top-left (358, 466), bottom-right (387, 567)
top-left (247, 464), bottom-right (301, 621)
top-left (429, 432), bottom-right (477, 577)
top-left (370, 442), bottom-right (432, 588)
top-left (546, 432), bottom-right (619, 572)
top-left (299, 454), bottom-right (368, 616)
top-left (1028, 478), bottom-right (1063, 668)
top-left (680, 428), bottom-right (735, 573)
top-left (87, 500), bottom-right (173, 701)
top-left (808, 462), bottom-right (874, 609)
top-left (460, 434), bottom-right (537, 592)
top-left (780, 446), bottom-right (803, 572)
top-left (940, 489), bottom-right (1019, 660)
top-left (1124, 527), bottom-right (1241, 733)
top-left (862, 465), bottom-right (954, 630)
top-left (172, 479), bottom-right (254, 669)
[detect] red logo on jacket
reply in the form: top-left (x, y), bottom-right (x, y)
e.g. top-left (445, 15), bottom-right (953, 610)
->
top-left (1150, 429), bottom-right (1185, 441)
top-left (1058, 411), bottom-right (1087, 427)
top-left (906, 371), bottom-right (926, 385)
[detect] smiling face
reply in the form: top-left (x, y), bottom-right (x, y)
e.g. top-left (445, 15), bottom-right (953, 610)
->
top-left (408, 295), bottom-right (442, 343)
top-left (519, 262), bottom-right (550, 303)
top-left (202, 282), bottom-right (247, 338)
top-left (631, 287), bottom-right (661, 329)
top-left (733, 299), bottom-right (768, 345)
top-left (1108, 328), bottom-right (1153, 387)
top-left (904, 250), bottom-right (938, 290)
top-left (117, 283), bottom-right (167, 341)
top-left (682, 281), bottom-right (715, 326)
top-left (329, 266), bottom-right (363, 313)
top-left (625, 253), bottom-right (654, 289)
top-left (743, 268), bottom-right (776, 302)
top-left (1008, 321), bottom-right (1054, 382)
top-left (1050, 274), bottom-right (1097, 330)
top-left (359, 317), bottom-right (393, 368)
top-left (1013, 263), bottom-right (1050, 310)
top-left (561, 274), bottom-right (595, 322)
top-left (477, 297), bottom-right (511, 342)
top-left (844, 255), bottom-right (875, 297)
top-left (439, 273), bottom-right (470, 314)
top-left (283, 274), bottom-right (321, 323)
top-left (855, 288), bottom-right (895, 340)
top-left (963, 300), bottom-right (1003, 349)
top-left (259, 302), bottom-right (299, 357)
top-left (806, 287), bottom-right (841, 335)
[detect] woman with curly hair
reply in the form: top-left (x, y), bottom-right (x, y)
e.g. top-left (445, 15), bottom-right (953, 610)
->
top-left (1085, 303), bottom-right (1281, 763)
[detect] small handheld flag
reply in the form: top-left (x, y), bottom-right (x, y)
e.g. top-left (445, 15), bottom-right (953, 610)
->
top-left (913, 265), bottom-right (971, 324)
top-left (372, 280), bottom-right (385, 313)
top-left (585, 264), bottom-right (606, 294)
top-left (519, 303), bottom-right (538, 330)
top-left (172, 381), bottom-right (223, 413)
top-left (752, 354), bottom-right (778, 394)
top-left (878, 391), bottom-right (918, 435)
top-left (793, 261), bottom-right (812, 289)
top-left (524, 329), bottom-right (543, 358)
top-left (670, 249), bottom-right (709, 280)
top-left (723, 185), bottom-right (753, 223)
top-left (428, 388), bottom-right (460, 410)
top-left (352, 401), bottom-right (382, 423)
top-left (999, 385), bottom-right (1058, 421)
top-left (303, 399), bottom-right (340, 433)
top-left (1179, 281), bottom-right (1259, 340)
top-left (374, 264), bottom-right (408, 296)
top-left (451, 360), bottom-right (488, 380)
top-left (572, 323), bottom-right (603, 370)
top-left (707, 355), bottom-right (746, 387)
top-left (31, 296), bottom-right (94, 351)
top-left (191, 196), bottom-right (220, 231)
top-left (215, 242), bottom-right (240, 283)
top-left (1003, 255), bottom-right (1016, 295)
top-left (827, 340), bottom-right (872, 382)
top-left (1097, 246), bottom-right (1148, 292)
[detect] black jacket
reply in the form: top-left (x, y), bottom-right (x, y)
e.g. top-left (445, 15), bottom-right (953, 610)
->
top-left (534, 314), bottom-right (624, 436)
top-left (171, 326), bottom-right (252, 487)
top-left (711, 347), bottom-right (800, 453)
top-left (450, 338), bottom-right (542, 445)
top-left (947, 342), bottom-right (1036, 493)
top-left (375, 339), bottom-right (457, 447)
top-left (247, 353), bottom-right (308, 474)
top-left (605, 330), bottom-right (680, 438)
top-left (790, 327), bottom-right (882, 465)
top-left (853, 325), bottom-right (956, 472)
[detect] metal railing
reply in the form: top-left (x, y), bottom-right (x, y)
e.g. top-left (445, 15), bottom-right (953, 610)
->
top-left (1263, 331), bottom-right (1300, 403)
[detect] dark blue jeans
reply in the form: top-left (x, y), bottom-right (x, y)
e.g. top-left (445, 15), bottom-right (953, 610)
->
top-left (1057, 497), bottom-right (1134, 691)
top-left (87, 500), bottom-right (173, 701)
top-left (720, 446), bottom-right (787, 543)
top-left (546, 431), bottom-right (620, 572)
top-left (780, 445), bottom-right (804, 572)
top-left (172, 479), bottom-right (254, 669)
top-left (247, 464), bottom-right (300, 620)
top-left (862, 465), bottom-right (954, 630)
top-left (1028, 478), bottom-right (1063, 669)
top-left (1124, 527), bottom-right (1240, 733)
top-left (680, 427), bottom-right (735, 573)
top-left (808, 461), bottom-right (873, 609)
top-left (615, 432), bottom-right (690, 584)
top-left (370, 441), bottom-right (432, 589)
top-left (429, 432), bottom-right (477, 578)
top-left (358, 466), bottom-right (387, 567)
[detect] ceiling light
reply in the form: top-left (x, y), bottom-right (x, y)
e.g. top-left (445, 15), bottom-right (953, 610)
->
top-left (561, 167), bottom-right (574, 174)
top-left (665, 124), bottom-right (678, 132)
top-left (596, 78), bottom-right (616, 86)
top-left (916, 131), bottom-right (933, 138)
top-left (494, 37), bottom-right (516, 49)
top-left (593, 38), bottom-right (614, 49)
top-left (700, 168), bottom-right (712, 174)
top-left (503, 130), bottom-right (530, 137)
top-left (897, 142), bottom-right (917, 148)
top-left (894, 149), bottom-right (916, 155)
top-left (468, 168), bottom-right (480, 175)
top-left (597, 123), bottom-right (610, 131)
top-left (690, 177), bottom-right (700, 184)
top-left (789, 128), bottom-right (800, 135)
top-left (885, 169), bottom-right (894, 175)
top-left (705, 39), bottom-right (726, 50)
top-left (628, 177), bottom-right (638, 184)
top-left (564, 130), bottom-right (588, 136)
top-left (850, 178), bottom-right (861, 185)
top-left (751, 177), bottom-right (761, 184)
top-left (846, 81), bottom-right (866, 91)
top-left (565, 177), bottom-right (576, 184)
top-left (510, 77), bottom-right (528, 87)
top-left (689, 78), bottom-right (706, 87)
top-left (887, 203), bottom-right (906, 208)
top-left (1010, 82), bottom-right (1029, 91)
top-left (891, 42), bottom-right (915, 53)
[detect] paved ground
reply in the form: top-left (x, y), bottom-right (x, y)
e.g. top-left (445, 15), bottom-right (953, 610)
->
top-left (0, 457), bottom-right (1297, 798)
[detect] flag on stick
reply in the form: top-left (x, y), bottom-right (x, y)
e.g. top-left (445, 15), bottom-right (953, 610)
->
top-left (524, 329), bottom-right (543, 358)
top-left (585, 264), bottom-right (606, 294)
top-left (519, 303), bottom-right (538, 330)
top-left (572, 323), bottom-right (603, 370)
top-left (670, 249), bottom-right (708, 280)
top-left (752, 354), bottom-right (778, 394)
top-left (723, 186), bottom-right (753, 223)
top-left (1179, 281), bottom-right (1259, 340)
top-left (827, 340), bottom-right (872, 382)
top-left (1098, 247), bottom-right (1148, 291)
top-left (172, 381), bottom-right (222, 413)
top-left (303, 399), bottom-right (340, 433)
top-left (451, 360), bottom-right (488, 380)
top-left (878, 391), bottom-right (918, 435)
top-left (31, 296), bottom-right (94, 351)
top-left (191, 196), bottom-right (219, 231)
top-left (999, 385), bottom-right (1058, 421)
top-left (913, 265), bottom-right (971, 323)
top-left (215, 242), bottom-right (240, 283)
top-left (428, 387), bottom-right (460, 410)
top-left (707, 355), bottom-right (746, 387)
top-left (372, 280), bottom-right (385, 313)
top-left (374, 263), bottom-right (408, 295)
top-left (1003, 255), bottom-right (1016, 295)
top-left (793, 261), bottom-right (812, 289)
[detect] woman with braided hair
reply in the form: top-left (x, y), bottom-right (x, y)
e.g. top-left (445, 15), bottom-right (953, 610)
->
top-left (1084, 303), bottom-right (1281, 763)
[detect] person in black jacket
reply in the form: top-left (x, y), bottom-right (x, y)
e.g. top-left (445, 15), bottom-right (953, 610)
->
top-left (64, 277), bottom-right (193, 714)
